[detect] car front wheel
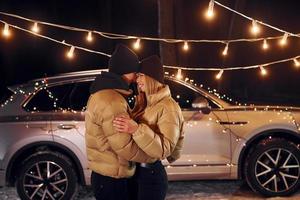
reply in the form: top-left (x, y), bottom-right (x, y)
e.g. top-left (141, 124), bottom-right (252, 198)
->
top-left (16, 151), bottom-right (78, 200)
top-left (244, 138), bottom-right (300, 197)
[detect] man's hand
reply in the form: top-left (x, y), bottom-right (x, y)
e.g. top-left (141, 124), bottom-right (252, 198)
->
top-left (113, 114), bottom-right (138, 134)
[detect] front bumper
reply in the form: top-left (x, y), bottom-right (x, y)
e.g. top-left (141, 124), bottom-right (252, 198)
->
top-left (0, 170), bottom-right (5, 186)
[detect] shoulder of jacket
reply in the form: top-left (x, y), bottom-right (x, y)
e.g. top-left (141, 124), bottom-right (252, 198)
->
top-left (89, 90), bottom-right (128, 110)
top-left (93, 89), bottom-right (125, 100)
top-left (156, 97), bottom-right (181, 113)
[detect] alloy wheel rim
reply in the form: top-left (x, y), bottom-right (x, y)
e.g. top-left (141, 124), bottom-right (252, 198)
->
top-left (255, 148), bottom-right (300, 193)
top-left (23, 161), bottom-right (68, 200)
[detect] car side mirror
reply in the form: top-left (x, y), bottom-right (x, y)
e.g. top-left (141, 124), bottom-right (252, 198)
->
top-left (192, 97), bottom-right (211, 114)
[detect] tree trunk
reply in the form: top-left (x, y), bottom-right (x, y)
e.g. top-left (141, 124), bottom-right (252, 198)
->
top-left (158, 0), bottom-right (178, 66)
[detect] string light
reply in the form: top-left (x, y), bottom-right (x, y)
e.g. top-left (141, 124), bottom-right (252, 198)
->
top-left (133, 38), bottom-right (141, 50)
top-left (0, 10), bottom-right (300, 46)
top-left (31, 22), bottom-right (39, 33)
top-left (215, 69), bottom-right (224, 79)
top-left (176, 69), bottom-right (183, 79)
top-left (86, 31), bottom-right (93, 42)
top-left (213, 1), bottom-right (298, 37)
top-left (222, 43), bottom-right (229, 56)
top-left (66, 46), bottom-right (75, 59)
top-left (206, 0), bottom-right (215, 19)
top-left (262, 39), bottom-right (269, 50)
top-left (183, 41), bottom-right (189, 51)
top-left (293, 58), bottom-right (300, 68)
top-left (3, 23), bottom-right (10, 37)
top-left (251, 20), bottom-right (260, 35)
top-left (2, 18), bottom-right (300, 74)
top-left (259, 66), bottom-right (267, 76)
top-left (279, 32), bottom-right (289, 46)
top-left (0, 15), bottom-right (299, 77)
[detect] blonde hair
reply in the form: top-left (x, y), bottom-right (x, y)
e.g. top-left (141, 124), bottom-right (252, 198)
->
top-left (144, 75), bottom-right (164, 98)
top-left (133, 75), bottom-right (164, 121)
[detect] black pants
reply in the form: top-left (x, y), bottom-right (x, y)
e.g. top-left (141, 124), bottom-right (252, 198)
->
top-left (91, 171), bottom-right (129, 200)
top-left (129, 161), bottom-right (168, 200)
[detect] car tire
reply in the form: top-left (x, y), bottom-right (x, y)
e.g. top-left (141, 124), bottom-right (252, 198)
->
top-left (244, 138), bottom-right (300, 197)
top-left (16, 151), bottom-right (78, 200)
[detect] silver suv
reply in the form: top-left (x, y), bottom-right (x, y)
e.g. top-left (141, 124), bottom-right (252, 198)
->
top-left (0, 69), bottom-right (300, 199)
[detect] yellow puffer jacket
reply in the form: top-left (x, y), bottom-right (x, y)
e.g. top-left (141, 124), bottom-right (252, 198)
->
top-left (85, 89), bottom-right (154, 178)
top-left (133, 85), bottom-right (185, 163)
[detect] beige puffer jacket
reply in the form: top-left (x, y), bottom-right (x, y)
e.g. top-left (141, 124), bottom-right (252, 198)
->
top-left (132, 85), bottom-right (185, 163)
top-left (85, 89), bottom-right (155, 178)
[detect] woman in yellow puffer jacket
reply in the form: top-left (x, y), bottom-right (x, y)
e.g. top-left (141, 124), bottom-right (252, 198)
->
top-left (113, 55), bottom-right (185, 200)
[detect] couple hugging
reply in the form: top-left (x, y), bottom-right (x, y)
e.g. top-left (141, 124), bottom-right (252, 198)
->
top-left (85, 44), bottom-right (185, 200)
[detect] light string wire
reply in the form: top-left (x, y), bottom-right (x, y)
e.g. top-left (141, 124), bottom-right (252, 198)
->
top-left (0, 19), bottom-right (111, 57)
top-left (214, 1), bottom-right (300, 37)
top-left (164, 55), bottom-right (300, 71)
top-left (1, 19), bottom-right (300, 71)
top-left (1, 0), bottom-right (300, 45)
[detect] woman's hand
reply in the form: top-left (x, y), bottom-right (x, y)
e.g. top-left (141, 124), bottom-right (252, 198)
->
top-left (113, 114), bottom-right (138, 134)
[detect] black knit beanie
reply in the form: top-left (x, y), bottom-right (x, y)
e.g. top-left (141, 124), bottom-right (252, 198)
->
top-left (108, 44), bottom-right (139, 75)
top-left (140, 55), bottom-right (164, 84)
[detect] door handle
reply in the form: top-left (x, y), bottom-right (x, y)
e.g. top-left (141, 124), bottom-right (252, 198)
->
top-left (57, 124), bottom-right (76, 130)
top-left (219, 121), bottom-right (248, 125)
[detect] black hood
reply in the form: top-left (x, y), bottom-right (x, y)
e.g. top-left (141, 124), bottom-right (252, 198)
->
top-left (89, 71), bottom-right (130, 94)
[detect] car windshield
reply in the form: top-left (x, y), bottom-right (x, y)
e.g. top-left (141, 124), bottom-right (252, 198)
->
top-left (167, 76), bottom-right (238, 106)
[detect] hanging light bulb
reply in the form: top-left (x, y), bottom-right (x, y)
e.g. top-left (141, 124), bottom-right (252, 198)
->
top-left (3, 23), bottom-right (10, 37)
top-left (133, 38), bottom-right (141, 50)
top-left (183, 41), bottom-right (189, 51)
top-left (176, 69), bottom-right (183, 79)
top-left (86, 31), bottom-right (93, 42)
top-left (262, 39), bottom-right (269, 50)
top-left (66, 46), bottom-right (75, 59)
top-left (293, 58), bottom-right (300, 68)
top-left (205, 0), bottom-right (215, 19)
top-left (251, 20), bottom-right (260, 35)
top-left (215, 70), bottom-right (224, 80)
top-left (259, 66), bottom-right (267, 76)
top-left (279, 32), bottom-right (289, 46)
top-left (31, 22), bottom-right (39, 33)
top-left (222, 43), bottom-right (229, 56)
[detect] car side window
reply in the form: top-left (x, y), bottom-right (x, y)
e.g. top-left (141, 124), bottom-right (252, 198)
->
top-left (67, 81), bottom-right (91, 111)
top-left (165, 79), bottom-right (219, 109)
top-left (24, 81), bottom-right (92, 112)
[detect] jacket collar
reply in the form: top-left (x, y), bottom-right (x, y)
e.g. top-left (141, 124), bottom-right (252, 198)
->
top-left (147, 85), bottom-right (171, 106)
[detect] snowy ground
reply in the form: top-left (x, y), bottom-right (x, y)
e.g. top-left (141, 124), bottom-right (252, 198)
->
top-left (1, 180), bottom-right (300, 200)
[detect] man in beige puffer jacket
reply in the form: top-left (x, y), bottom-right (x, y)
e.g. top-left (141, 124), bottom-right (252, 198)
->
top-left (85, 44), bottom-right (154, 200)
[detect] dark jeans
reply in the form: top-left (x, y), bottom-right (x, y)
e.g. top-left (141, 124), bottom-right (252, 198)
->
top-left (129, 161), bottom-right (168, 200)
top-left (91, 171), bottom-right (129, 200)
